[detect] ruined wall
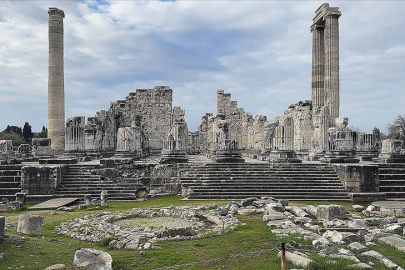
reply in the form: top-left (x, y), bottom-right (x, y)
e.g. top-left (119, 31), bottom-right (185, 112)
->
top-left (273, 116), bottom-right (295, 150)
top-left (280, 101), bottom-right (314, 152)
top-left (241, 113), bottom-right (254, 150)
top-left (21, 165), bottom-right (66, 195)
top-left (216, 90), bottom-right (245, 144)
top-left (85, 109), bottom-right (117, 152)
top-left (65, 116), bottom-right (85, 151)
top-left (171, 107), bottom-right (188, 151)
top-left (252, 115), bottom-right (267, 151)
top-left (83, 86), bottom-right (173, 153)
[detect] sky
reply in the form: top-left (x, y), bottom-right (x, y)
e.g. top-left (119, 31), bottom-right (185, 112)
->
top-left (0, 1), bottom-right (404, 133)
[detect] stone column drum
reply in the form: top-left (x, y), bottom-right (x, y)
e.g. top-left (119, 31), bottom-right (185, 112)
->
top-left (323, 10), bottom-right (341, 120)
top-left (48, 7), bottom-right (65, 150)
top-left (311, 24), bottom-right (325, 107)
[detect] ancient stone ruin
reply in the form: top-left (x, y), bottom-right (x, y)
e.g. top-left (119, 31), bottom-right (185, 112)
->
top-left (1, 3), bottom-right (405, 204)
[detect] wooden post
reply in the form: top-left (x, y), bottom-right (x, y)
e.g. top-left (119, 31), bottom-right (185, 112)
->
top-left (281, 242), bottom-right (287, 270)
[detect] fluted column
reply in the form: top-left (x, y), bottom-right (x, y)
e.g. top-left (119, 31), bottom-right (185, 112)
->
top-left (48, 7), bottom-right (65, 150)
top-left (324, 11), bottom-right (341, 120)
top-left (311, 24), bottom-right (325, 106)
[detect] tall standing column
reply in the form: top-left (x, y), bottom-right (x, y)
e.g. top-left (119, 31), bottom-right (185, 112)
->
top-left (311, 24), bottom-right (325, 107)
top-left (324, 11), bottom-right (341, 120)
top-left (48, 7), bottom-right (65, 150)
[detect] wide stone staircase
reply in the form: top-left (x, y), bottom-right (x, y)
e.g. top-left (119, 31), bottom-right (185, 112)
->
top-left (0, 165), bottom-right (22, 201)
top-left (55, 164), bottom-right (142, 201)
top-left (378, 163), bottom-right (405, 199)
top-left (180, 163), bottom-right (351, 200)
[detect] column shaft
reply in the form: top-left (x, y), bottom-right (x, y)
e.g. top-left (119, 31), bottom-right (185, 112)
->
top-left (324, 14), bottom-right (340, 120)
top-left (311, 25), bottom-right (325, 106)
top-left (48, 7), bottom-right (65, 150)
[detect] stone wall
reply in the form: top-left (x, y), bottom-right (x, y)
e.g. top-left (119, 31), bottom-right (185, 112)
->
top-left (21, 165), bottom-right (66, 195)
top-left (78, 86), bottom-right (174, 153)
top-left (65, 116), bottom-right (85, 151)
top-left (333, 164), bottom-right (379, 193)
top-left (216, 90), bottom-right (245, 144)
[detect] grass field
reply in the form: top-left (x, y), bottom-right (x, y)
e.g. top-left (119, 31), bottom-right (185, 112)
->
top-left (0, 196), bottom-right (403, 269)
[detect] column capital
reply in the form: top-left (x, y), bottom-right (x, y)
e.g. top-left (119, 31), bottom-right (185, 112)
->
top-left (310, 24), bottom-right (325, 32)
top-left (48, 7), bottom-right (65, 18)
top-left (324, 11), bottom-right (341, 20)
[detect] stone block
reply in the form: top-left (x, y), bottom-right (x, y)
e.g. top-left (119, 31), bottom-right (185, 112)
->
top-left (16, 214), bottom-right (43, 236)
top-left (316, 205), bottom-right (346, 221)
top-left (278, 251), bottom-right (314, 268)
top-left (73, 248), bottom-right (113, 270)
top-left (240, 197), bottom-right (257, 207)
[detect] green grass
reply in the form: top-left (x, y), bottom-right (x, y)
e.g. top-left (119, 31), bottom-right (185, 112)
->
top-left (0, 196), bottom-right (404, 269)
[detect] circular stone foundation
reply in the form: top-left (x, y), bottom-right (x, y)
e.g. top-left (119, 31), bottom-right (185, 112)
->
top-left (56, 206), bottom-right (240, 250)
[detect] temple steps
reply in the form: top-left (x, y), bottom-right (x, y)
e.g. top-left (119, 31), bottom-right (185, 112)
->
top-left (0, 165), bottom-right (22, 201)
top-left (378, 163), bottom-right (405, 198)
top-left (55, 164), bottom-right (141, 201)
top-left (180, 163), bottom-right (351, 200)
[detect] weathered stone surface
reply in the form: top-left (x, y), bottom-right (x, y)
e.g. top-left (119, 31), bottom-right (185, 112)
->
top-left (348, 263), bottom-right (373, 269)
top-left (290, 206), bottom-right (310, 218)
top-left (305, 205), bottom-right (318, 217)
top-left (312, 237), bottom-right (331, 247)
top-left (379, 236), bottom-right (405, 250)
top-left (323, 230), bottom-right (360, 243)
top-left (238, 208), bottom-right (256, 216)
top-left (73, 248), bottom-right (113, 270)
top-left (352, 205), bottom-right (365, 212)
top-left (48, 7), bottom-right (65, 150)
top-left (278, 251), bottom-right (314, 267)
top-left (263, 212), bottom-right (288, 222)
top-left (16, 214), bottom-right (43, 235)
top-left (347, 219), bottom-right (367, 229)
top-left (348, 242), bottom-right (368, 252)
top-left (44, 264), bottom-right (67, 270)
top-left (241, 198), bottom-right (258, 207)
top-left (316, 205), bottom-right (346, 221)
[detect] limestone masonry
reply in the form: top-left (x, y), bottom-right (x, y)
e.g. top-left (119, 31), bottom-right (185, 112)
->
top-left (47, 7), bottom-right (65, 150)
top-left (1, 3), bottom-right (404, 204)
top-left (42, 3), bottom-right (399, 164)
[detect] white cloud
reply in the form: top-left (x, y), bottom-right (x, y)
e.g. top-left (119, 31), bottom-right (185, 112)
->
top-left (0, 1), bottom-right (404, 134)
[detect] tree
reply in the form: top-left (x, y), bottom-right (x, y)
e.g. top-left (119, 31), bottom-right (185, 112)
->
top-left (6, 125), bottom-right (10, 134)
top-left (22, 122), bottom-right (34, 143)
top-left (35, 126), bottom-right (48, 138)
top-left (387, 114), bottom-right (405, 144)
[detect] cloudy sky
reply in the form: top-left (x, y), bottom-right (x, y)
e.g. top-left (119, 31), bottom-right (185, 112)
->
top-left (0, 1), bottom-right (404, 133)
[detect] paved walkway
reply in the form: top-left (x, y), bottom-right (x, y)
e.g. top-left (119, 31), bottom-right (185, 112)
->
top-left (29, 197), bottom-right (78, 210)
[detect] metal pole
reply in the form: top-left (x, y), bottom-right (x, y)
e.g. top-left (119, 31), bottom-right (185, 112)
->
top-left (281, 242), bottom-right (286, 270)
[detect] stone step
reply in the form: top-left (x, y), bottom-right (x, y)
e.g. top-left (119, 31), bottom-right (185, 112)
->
top-left (382, 192), bottom-right (405, 198)
top-left (181, 178), bottom-right (341, 183)
top-left (379, 174), bottom-right (405, 180)
top-left (181, 179), bottom-right (342, 187)
top-left (0, 170), bottom-right (21, 176)
top-left (379, 179), bottom-right (405, 185)
top-left (0, 188), bottom-right (21, 195)
top-left (377, 164), bottom-right (405, 169)
top-left (54, 194), bottom-right (137, 201)
top-left (187, 185), bottom-right (345, 189)
top-left (379, 186), bottom-right (405, 192)
top-left (58, 185), bottom-right (142, 192)
top-left (187, 193), bottom-right (351, 200)
top-left (0, 176), bottom-right (21, 182)
top-left (182, 172), bottom-right (338, 178)
top-left (0, 165), bottom-right (23, 170)
top-left (0, 194), bottom-right (18, 201)
top-left (181, 176), bottom-right (339, 181)
top-left (62, 175), bottom-right (102, 179)
top-left (0, 182), bottom-right (21, 188)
